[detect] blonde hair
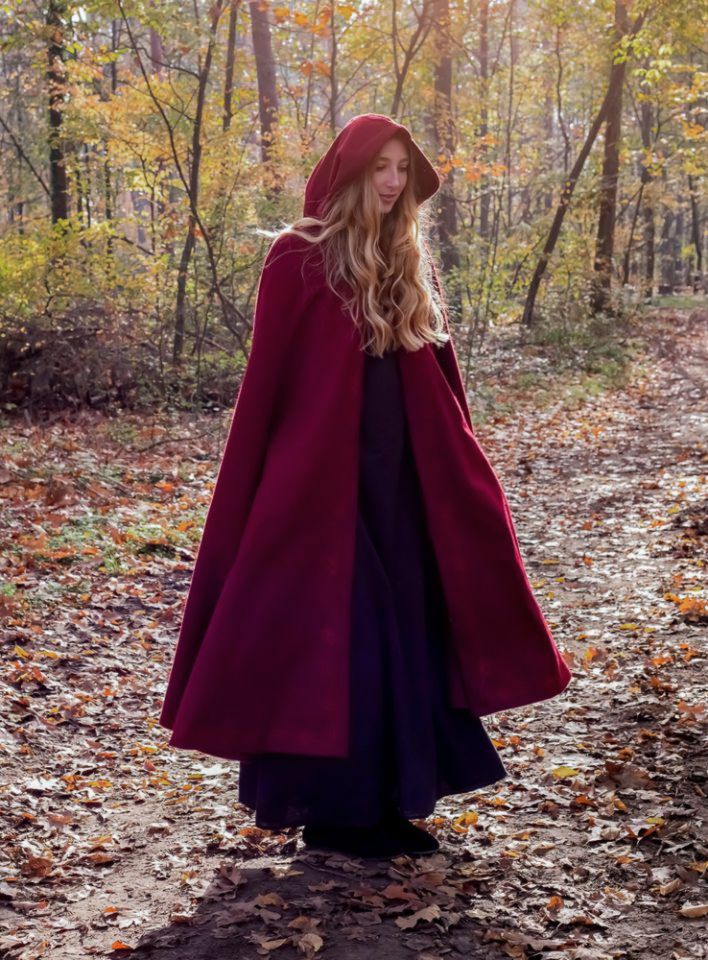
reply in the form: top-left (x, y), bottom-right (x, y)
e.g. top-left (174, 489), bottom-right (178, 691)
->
top-left (258, 137), bottom-right (449, 357)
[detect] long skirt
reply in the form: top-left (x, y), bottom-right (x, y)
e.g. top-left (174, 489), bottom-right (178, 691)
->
top-left (237, 346), bottom-right (508, 829)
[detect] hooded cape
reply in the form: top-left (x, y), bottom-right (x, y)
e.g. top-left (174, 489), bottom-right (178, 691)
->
top-left (159, 114), bottom-right (572, 761)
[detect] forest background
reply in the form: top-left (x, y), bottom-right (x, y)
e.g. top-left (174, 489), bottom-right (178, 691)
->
top-left (0, 5), bottom-right (706, 956)
top-left (0, 0), bottom-right (705, 412)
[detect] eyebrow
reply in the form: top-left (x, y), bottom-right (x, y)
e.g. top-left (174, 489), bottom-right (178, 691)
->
top-left (375, 157), bottom-right (409, 163)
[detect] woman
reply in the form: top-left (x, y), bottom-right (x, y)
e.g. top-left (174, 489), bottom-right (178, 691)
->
top-left (159, 114), bottom-right (572, 861)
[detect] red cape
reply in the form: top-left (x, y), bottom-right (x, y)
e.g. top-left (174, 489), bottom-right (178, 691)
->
top-left (159, 115), bottom-right (572, 761)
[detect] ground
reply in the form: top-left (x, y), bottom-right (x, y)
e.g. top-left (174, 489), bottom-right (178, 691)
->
top-left (0, 306), bottom-right (705, 960)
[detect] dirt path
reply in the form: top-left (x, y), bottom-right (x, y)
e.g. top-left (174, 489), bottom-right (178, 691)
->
top-left (1, 307), bottom-right (705, 960)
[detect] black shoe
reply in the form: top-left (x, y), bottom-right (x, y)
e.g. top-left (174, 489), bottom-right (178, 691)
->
top-left (301, 822), bottom-right (405, 860)
top-left (382, 810), bottom-right (440, 855)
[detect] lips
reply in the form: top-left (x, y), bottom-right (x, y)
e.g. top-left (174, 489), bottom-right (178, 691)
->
top-left (381, 194), bottom-right (398, 201)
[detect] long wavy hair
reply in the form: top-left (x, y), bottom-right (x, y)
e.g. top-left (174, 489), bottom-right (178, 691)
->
top-left (258, 134), bottom-right (449, 357)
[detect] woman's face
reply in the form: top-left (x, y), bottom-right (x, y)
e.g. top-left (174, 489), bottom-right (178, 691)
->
top-left (370, 136), bottom-right (409, 213)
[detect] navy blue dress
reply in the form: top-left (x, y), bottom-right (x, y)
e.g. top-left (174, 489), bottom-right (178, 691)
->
top-left (237, 346), bottom-right (507, 829)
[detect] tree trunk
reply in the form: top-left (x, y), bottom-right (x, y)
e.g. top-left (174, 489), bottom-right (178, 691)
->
top-left (118, 0), bottom-right (246, 361)
top-left (478, 0), bottom-right (490, 239)
top-left (523, 6), bottom-right (645, 327)
top-left (249, 0), bottom-right (280, 194)
top-left (622, 88), bottom-right (655, 296)
top-left (521, 97), bottom-right (610, 326)
top-left (505, 0), bottom-right (519, 232)
top-left (174, 2), bottom-right (225, 364)
top-left (688, 173), bottom-right (703, 285)
top-left (657, 204), bottom-right (674, 292)
top-left (429, 0), bottom-right (460, 318)
top-left (103, 18), bottom-right (119, 251)
top-left (591, 0), bottom-right (630, 314)
top-left (389, 0), bottom-right (434, 119)
top-left (327, 2), bottom-right (342, 133)
top-left (639, 93), bottom-right (655, 297)
top-left (673, 209), bottom-right (684, 288)
top-left (223, 1), bottom-right (240, 131)
top-left (46, 0), bottom-right (70, 224)
top-left (641, 196), bottom-right (656, 298)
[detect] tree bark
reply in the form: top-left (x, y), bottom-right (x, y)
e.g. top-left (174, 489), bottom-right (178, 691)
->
top-left (688, 173), bottom-right (703, 284)
top-left (326, 2), bottom-right (342, 133)
top-left (623, 86), bottom-right (655, 295)
top-left (174, 2), bottom-right (226, 364)
top-left (591, 0), bottom-right (630, 314)
top-left (478, 0), bottom-right (490, 239)
top-left (657, 202), bottom-right (674, 292)
top-left (223, 1), bottom-right (241, 131)
top-left (429, 0), bottom-right (460, 317)
top-left (248, 0), bottom-right (280, 180)
top-left (46, 0), bottom-right (70, 224)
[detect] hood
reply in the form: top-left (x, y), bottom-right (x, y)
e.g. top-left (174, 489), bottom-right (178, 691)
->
top-left (303, 113), bottom-right (440, 218)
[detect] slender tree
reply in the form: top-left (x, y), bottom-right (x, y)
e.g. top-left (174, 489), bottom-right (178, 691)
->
top-left (46, 0), bottom-right (70, 224)
top-left (223, 0), bottom-right (241, 132)
top-left (687, 173), bottom-right (703, 284)
top-left (249, 0), bottom-right (280, 182)
top-left (388, 0), bottom-right (434, 119)
top-left (522, 6), bottom-right (646, 327)
top-left (429, 0), bottom-right (461, 317)
top-left (478, 0), bottom-right (490, 239)
top-left (622, 78), bottom-right (656, 295)
top-left (173, 1), bottom-right (227, 362)
top-left (591, 0), bottom-right (631, 314)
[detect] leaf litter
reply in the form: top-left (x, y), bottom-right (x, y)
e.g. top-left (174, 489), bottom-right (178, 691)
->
top-left (0, 307), bottom-right (705, 959)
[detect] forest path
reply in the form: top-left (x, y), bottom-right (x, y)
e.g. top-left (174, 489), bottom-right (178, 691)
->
top-left (0, 307), bottom-right (705, 960)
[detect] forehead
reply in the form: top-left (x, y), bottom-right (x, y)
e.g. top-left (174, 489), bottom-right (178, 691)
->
top-left (374, 136), bottom-right (409, 162)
